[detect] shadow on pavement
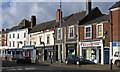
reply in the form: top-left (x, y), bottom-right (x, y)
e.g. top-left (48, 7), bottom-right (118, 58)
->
top-left (2, 61), bottom-right (50, 67)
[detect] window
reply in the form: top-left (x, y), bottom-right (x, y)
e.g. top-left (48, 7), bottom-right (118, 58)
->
top-left (69, 26), bottom-right (74, 38)
top-left (47, 36), bottom-right (50, 44)
top-left (24, 33), bottom-right (26, 38)
top-left (30, 41), bottom-right (32, 45)
top-left (85, 25), bottom-right (92, 38)
top-left (17, 43), bottom-right (19, 48)
top-left (39, 37), bottom-right (42, 44)
top-left (58, 28), bottom-right (62, 39)
top-left (97, 24), bottom-right (103, 37)
top-left (24, 41), bottom-right (26, 46)
top-left (9, 42), bottom-right (11, 47)
top-left (13, 41), bottom-right (15, 47)
top-left (4, 41), bottom-right (6, 46)
top-left (13, 34), bottom-right (15, 38)
top-left (4, 34), bottom-right (6, 40)
top-left (9, 34), bottom-right (11, 39)
top-left (17, 34), bottom-right (19, 39)
top-left (0, 42), bottom-right (1, 46)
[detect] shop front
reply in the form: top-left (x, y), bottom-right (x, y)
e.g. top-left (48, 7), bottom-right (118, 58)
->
top-left (44, 46), bottom-right (54, 62)
top-left (66, 43), bottom-right (77, 57)
top-left (22, 46), bottom-right (35, 61)
top-left (79, 39), bottom-right (104, 65)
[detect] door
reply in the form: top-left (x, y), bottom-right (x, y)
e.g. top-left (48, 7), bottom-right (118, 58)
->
top-left (44, 50), bottom-right (47, 61)
top-left (104, 50), bottom-right (109, 64)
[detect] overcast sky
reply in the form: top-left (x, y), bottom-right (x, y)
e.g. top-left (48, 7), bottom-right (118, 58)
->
top-left (1, 1), bottom-right (116, 29)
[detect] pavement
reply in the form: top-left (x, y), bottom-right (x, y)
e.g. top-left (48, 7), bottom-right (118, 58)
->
top-left (1, 61), bottom-right (120, 72)
top-left (39, 61), bottom-right (120, 70)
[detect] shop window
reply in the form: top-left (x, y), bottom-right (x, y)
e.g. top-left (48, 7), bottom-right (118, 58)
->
top-left (85, 25), bottom-right (92, 38)
top-left (57, 28), bottom-right (62, 39)
top-left (69, 26), bottom-right (74, 38)
top-left (97, 24), bottom-right (103, 37)
top-left (47, 36), bottom-right (50, 44)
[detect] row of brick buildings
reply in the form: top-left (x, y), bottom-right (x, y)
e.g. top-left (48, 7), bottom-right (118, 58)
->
top-left (0, 1), bottom-right (120, 65)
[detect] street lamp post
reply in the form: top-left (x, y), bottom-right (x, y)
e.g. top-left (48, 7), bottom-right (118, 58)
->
top-left (59, 0), bottom-right (62, 66)
top-left (110, 10), bottom-right (113, 70)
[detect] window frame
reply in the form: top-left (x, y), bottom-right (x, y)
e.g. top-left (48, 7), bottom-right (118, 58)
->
top-left (57, 28), bottom-right (62, 40)
top-left (47, 35), bottom-right (50, 44)
top-left (85, 25), bottom-right (92, 39)
top-left (96, 24), bottom-right (103, 38)
top-left (13, 41), bottom-right (15, 47)
top-left (69, 25), bottom-right (74, 38)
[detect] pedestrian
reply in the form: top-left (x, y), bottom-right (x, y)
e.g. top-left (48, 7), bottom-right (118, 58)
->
top-left (5, 55), bottom-right (7, 61)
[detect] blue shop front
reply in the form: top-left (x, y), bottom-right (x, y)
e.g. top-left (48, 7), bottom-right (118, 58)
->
top-left (22, 45), bottom-right (35, 61)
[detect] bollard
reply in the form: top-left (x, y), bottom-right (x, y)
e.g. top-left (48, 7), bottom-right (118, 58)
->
top-left (51, 57), bottom-right (52, 64)
top-left (110, 59), bottom-right (112, 70)
top-left (78, 58), bottom-right (80, 67)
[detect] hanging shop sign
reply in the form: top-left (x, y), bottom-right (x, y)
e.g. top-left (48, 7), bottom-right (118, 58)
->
top-left (113, 42), bottom-right (120, 47)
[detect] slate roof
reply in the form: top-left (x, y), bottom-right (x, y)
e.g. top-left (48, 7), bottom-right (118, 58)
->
top-left (109, 1), bottom-right (120, 10)
top-left (60, 7), bottom-right (103, 27)
top-left (81, 15), bottom-right (109, 25)
top-left (9, 25), bottom-right (25, 32)
top-left (29, 16), bottom-right (69, 33)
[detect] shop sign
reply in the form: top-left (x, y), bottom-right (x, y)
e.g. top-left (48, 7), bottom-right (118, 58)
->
top-left (67, 44), bottom-right (75, 47)
top-left (82, 43), bottom-right (100, 47)
top-left (23, 46), bottom-right (34, 49)
top-left (113, 42), bottom-right (120, 47)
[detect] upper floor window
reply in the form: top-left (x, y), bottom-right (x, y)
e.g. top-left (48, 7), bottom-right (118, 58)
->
top-left (13, 34), bottom-right (15, 38)
top-left (17, 43), bottom-right (19, 48)
top-left (97, 24), bottom-right (103, 37)
top-left (39, 37), bottom-right (42, 44)
top-left (85, 25), bottom-right (92, 38)
top-left (17, 34), bottom-right (19, 39)
top-left (24, 41), bottom-right (26, 46)
top-left (69, 26), bottom-right (74, 38)
top-left (4, 41), bottom-right (6, 46)
top-left (4, 34), bottom-right (6, 40)
top-left (0, 42), bottom-right (1, 46)
top-left (9, 42), bottom-right (11, 47)
top-left (9, 34), bottom-right (11, 39)
top-left (13, 41), bottom-right (15, 47)
top-left (58, 28), bottom-right (62, 39)
top-left (47, 35), bottom-right (50, 44)
top-left (24, 33), bottom-right (26, 38)
top-left (30, 41), bottom-right (32, 45)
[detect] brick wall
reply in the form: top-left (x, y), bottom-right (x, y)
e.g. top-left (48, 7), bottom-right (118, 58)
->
top-left (110, 9), bottom-right (120, 42)
top-left (79, 22), bottom-right (110, 47)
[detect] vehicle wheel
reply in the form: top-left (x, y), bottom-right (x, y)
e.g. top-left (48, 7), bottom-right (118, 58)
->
top-left (116, 61), bottom-right (120, 67)
top-left (65, 60), bottom-right (68, 65)
top-left (76, 61), bottom-right (79, 65)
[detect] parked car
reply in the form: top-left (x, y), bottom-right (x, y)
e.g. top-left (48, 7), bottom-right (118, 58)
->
top-left (16, 56), bottom-right (31, 64)
top-left (65, 55), bottom-right (88, 65)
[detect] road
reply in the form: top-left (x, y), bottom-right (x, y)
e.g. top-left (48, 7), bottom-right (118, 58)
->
top-left (2, 61), bottom-right (118, 72)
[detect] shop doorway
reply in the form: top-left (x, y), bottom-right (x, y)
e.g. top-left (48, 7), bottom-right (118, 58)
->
top-left (104, 49), bottom-right (109, 64)
top-left (44, 50), bottom-right (47, 61)
top-left (56, 45), bottom-right (58, 61)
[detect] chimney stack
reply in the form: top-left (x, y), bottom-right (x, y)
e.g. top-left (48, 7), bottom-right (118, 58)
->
top-left (31, 15), bottom-right (36, 28)
top-left (56, 9), bottom-right (62, 22)
top-left (24, 19), bottom-right (29, 27)
top-left (86, 0), bottom-right (92, 15)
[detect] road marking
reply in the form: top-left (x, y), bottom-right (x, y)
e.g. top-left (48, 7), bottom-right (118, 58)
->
top-left (25, 68), bottom-right (35, 70)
